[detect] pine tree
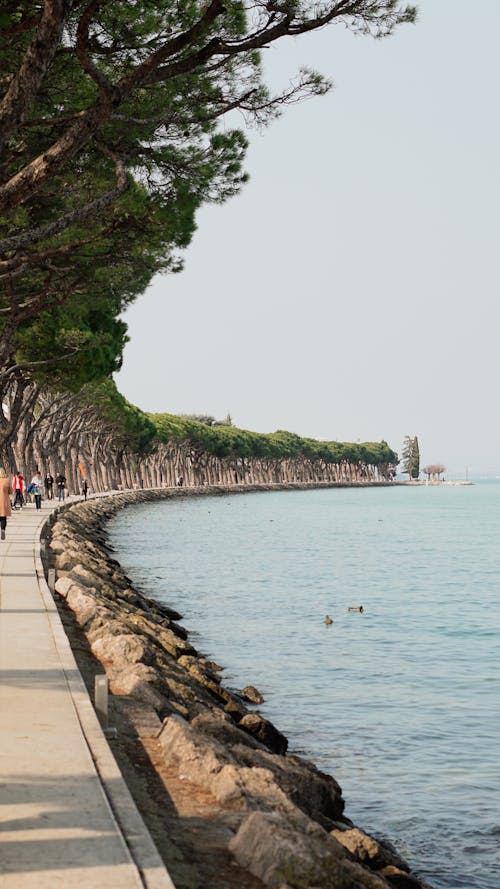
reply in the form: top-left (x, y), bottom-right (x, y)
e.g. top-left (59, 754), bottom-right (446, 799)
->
top-left (401, 435), bottom-right (420, 480)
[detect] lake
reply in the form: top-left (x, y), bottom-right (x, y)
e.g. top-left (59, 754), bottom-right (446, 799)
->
top-left (109, 482), bottom-right (500, 888)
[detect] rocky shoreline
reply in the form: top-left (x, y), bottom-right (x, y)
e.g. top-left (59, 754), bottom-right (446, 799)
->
top-left (46, 487), bottom-right (432, 889)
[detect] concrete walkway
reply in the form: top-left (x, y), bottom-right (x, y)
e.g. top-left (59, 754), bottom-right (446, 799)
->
top-left (0, 498), bottom-right (175, 889)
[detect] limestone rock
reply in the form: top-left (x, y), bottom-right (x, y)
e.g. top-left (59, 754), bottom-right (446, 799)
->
top-left (159, 714), bottom-right (228, 785)
top-left (191, 711), bottom-right (344, 826)
top-left (330, 827), bottom-right (410, 874)
top-left (239, 712), bottom-right (288, 755)
top-left (213, 764), bottom-right (296, 813)
top-left (69, 563), bottom-right (105, 588)
top-left (240, 684), bottom-right (265, 704)
top-left (90, 633), bottom-right (152, 667)
top-left (228, 810), bottom-right (390, 888)
top-left (379, 866), bottom-right (431, 889)
top-left (65, 584), bottom-right (99, 627)
top-left (54, 575), bottom-right (76, 598)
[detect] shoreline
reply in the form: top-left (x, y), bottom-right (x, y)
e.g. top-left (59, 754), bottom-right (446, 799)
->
top-left (46, 486), bottom-right (433, 889)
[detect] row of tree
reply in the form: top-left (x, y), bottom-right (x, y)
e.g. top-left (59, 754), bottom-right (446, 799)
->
top-left (6, 378), bottom-right (398, 493)
top-left (0, 2), bottom-right (416, 458)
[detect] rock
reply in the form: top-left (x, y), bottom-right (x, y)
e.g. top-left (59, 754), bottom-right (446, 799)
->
top-left (153, 626), bottom-right (195, 659)
top-left (228, 810), bottom-right (390, 888)
top-left (330, 827), bottom-right (410, 874)
top-left (69, 564), bottom-right (106, 588)
top-left (191, 709), bottom-right (263, 751)
top-left (200, 657), bottom-right (223, 673)
top-left (159, 714), bottom-right (229, 785)
top-left (169, 709), bottom-right (345, 827)
top-left (144, 597), bottom-right (183, 621)
top-left (106, 664), bottom-right (171, 714)
top-left (239, 713), bottom-right (288, 754)
top-left (90, 633), bottom-right (153, 667)
top-left (379, 866), bottom-right (431, 889)
top-left (178, 655), bottom-right (221, 685)
top-left (65, 584), bottom-right (99, 627)
top-left (241, 685), bottom-right (265, 704)
top-left (54, 576), bottom-right (76, 598)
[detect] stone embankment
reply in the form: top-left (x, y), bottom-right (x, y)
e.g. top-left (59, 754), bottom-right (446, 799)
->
top-left (48, 487), bottom-right (431, 889)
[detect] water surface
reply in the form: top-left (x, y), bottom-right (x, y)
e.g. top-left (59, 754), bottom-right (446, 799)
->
top-left (109, 483), bottom-right (500, 888)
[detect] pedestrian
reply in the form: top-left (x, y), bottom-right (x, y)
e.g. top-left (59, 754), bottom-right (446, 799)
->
top-left (56, 472), bottom-right (66, 501)
top-left (0, 467), bottom-right (12, 540)
top-left (31, 470), bottom-right (43, 510)
top-left (12, 471), bottom-right (25, 509)
top-left (44, 472), bottom-right (54, 500)
top-left (176, 475), bottom-right (184, 487)
top-left (82, 479), bottom-right (88, 501)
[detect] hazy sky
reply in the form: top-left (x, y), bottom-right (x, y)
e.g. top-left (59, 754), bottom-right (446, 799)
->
top-left (115, 1), bottom-right (500, 476)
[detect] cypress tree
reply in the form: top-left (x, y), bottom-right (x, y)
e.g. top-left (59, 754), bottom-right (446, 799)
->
top-left (411, 436), bottom-right (420, 479)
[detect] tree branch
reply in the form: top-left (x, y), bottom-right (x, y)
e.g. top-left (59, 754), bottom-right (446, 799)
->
top-left (0, 0), bottom-right (67, 153)
top-left (0, 345), bottom-right (88, 381)
top-left (0, 144), bottom-right (127, 255)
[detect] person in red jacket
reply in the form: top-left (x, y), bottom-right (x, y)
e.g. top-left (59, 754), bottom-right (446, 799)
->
top-left (0, 467), bottom-right (12, 539)
top-left (12, 472), bottom-right (25, 509)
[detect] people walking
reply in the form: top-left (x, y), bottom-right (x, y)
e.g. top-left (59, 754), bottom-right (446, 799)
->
top-left (12, 472), bottom-right (25, 509)
top-left (56, 472), bottom-right (66, 501)
top-left (0, 467), bottom-right (12, 540)
top-left (44, 472), bottom-right (54, 500)
top-left (31, 470), bottom-right (43, 510)
top-left (82, 479), bottom-right (88, 501)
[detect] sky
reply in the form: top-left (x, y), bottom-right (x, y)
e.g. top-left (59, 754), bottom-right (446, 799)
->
top-left (115, 1), bottom-right (500, 477)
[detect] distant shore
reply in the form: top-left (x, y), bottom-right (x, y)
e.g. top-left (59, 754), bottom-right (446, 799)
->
top-left (400, 479), bottom-right (473, 486)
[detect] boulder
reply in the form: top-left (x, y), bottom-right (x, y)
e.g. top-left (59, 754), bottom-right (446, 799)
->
top-left (159, 714), bottom-right (229, 786)
top-left (228, 810), bottom-right (390, 888)
top-left (69, 564), bottom-right (105, 588)
top-left (54, 576), bottom-right (76, 598)
top-left (330, 827), bottom-right (410, 874)
top-left (239, 713), bottom-right (288, 754)
top-left (240, 685), bottom-right (265, 704)
top-left (90, 632), bottom-right (153, 667)
top-left (191, 709), bottom-right (263, 751)
top-left (215, 764), bottom-right (298, 813)
top-left (379, 866), bottom-right (431, 889)
top-left (65, 584), bottom-right (99, 627)
top-left (191, 711), bottom-right (344, 826)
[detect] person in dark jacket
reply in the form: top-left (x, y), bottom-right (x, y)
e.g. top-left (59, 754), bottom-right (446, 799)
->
top-left (44, 472), bottom-right (54, 500)
top-left (56, 472), bottom-right (66, 501)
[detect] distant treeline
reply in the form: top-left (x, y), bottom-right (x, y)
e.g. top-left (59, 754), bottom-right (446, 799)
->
top-left (6, 380), bottom-right (398, 492)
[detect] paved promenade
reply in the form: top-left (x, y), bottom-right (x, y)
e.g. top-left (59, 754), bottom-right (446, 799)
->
top-left (0, 498), bottom-right (175, 889)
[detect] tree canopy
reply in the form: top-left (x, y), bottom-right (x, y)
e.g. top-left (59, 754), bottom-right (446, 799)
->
top-left (1, 2), bottom-right (415, 384)
top-left (152, 409), bottom-right (398, 466)
top-left (0, 1), bottom-right (416, 459)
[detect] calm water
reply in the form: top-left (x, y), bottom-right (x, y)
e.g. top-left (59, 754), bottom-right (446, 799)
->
top-left (109, 483), bottom-right (500, 889)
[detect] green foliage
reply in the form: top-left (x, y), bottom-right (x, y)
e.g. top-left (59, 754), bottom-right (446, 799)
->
top-left (0, 0), bottom-right (416, 444)
top-left (83, 380), bottom-right (157, 456)
top-left (411, 435), bottom-right (420, 479)
top-left (151, 411), bottom-right (398, 467)
top-left (401, 434), bottom-right (419, 479)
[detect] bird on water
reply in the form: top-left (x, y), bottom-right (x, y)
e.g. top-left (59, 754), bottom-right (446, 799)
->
top-left (348, 606), bottom-right (364, 613)
top-left (324, 614), bottom-right (333, 625)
